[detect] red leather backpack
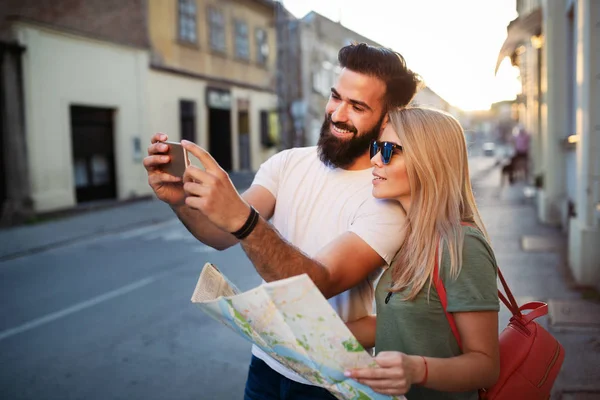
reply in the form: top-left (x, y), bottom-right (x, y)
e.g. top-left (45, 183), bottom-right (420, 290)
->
top-left (433, 236), bottom-right (565, 399)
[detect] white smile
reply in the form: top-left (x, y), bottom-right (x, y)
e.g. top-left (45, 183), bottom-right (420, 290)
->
top-left (332, 125), bottom-right (353, 135)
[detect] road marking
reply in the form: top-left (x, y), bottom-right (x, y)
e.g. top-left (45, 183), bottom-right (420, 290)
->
top-left (0, 275), bottom-right (159, 342)
top-left (0, 218), bottom-right (216, 264)
top-left (116, 220), bottom-right (177, 240)
top-left (0, 218), bottom-right (178, 263)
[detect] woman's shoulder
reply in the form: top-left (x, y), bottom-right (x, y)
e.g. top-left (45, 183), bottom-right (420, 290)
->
top-left (460, 225), bottom-right (497, 270)
top-left (461, 224), bottom-right (489, 246)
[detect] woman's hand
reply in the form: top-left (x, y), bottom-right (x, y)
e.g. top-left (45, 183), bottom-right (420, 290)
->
top-left (344, 352), bottom-right (425, 396)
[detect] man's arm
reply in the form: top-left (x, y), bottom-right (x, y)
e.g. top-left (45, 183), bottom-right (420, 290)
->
top-left (144, 133), bottom-right (275, 251)
top-left (240, 218), bottom-right (386, 299)
top-left (179, 140), bottom-right (389, 298)
top-left (171, 185), bottom-right (276, 250)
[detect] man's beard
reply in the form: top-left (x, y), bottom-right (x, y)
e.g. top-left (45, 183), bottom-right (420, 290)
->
top-left (317, 114), bottom-right (384, 169)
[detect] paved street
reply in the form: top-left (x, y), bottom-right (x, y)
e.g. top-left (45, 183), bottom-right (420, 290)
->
top-left (0, 174), bottom-right (260, 400)
top-left (0, 157), bottom-right (598, 400)
top-left (0, 218), bottom-right (261, 399)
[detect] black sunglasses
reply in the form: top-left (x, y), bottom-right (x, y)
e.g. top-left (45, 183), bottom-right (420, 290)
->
top-left (370, 140), bottom-right (402, 164)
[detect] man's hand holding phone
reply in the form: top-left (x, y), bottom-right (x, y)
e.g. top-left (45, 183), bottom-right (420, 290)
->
top-left (180, 140), bottom-right (251, 234)
top-left (162, 140), bottom-right (190, 178)
top-left (143, 133), bottom-right (188, 207)
top-left (143, 133), bottom-right (245, 234)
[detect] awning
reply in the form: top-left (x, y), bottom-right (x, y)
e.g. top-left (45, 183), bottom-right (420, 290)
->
top-left (495, 8), bottom-right (542, 74)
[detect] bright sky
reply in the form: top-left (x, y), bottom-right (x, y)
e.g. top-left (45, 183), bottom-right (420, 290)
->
top-left (283, 0), bottom-right (521, 111)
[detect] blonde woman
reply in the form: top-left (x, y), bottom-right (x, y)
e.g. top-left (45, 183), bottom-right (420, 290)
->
top-left (345, 107), bottom-right (500, 399)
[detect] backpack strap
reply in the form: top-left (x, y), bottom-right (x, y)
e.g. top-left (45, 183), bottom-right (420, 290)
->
top-left (433, 222), bottom-right (525, 350)
top-left (519, 301), bottom-right (548, 324)
top-left (432, 245), bottom-right (463, 349)
top-left (497, 266), bottom-right (521, 317)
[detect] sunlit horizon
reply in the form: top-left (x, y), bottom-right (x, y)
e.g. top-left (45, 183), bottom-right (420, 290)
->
top-left (283, 0), bottom-right (521, 111)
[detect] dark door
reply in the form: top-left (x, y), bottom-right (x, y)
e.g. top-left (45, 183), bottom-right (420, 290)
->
top-left (180, 100), bottom-right (196, 142)
top-left (70, 106), bottom-right (117, 203)
top-left (209, 108), bottom-right (232, 171)
top-left (238, 111), bottom-right (251, 171)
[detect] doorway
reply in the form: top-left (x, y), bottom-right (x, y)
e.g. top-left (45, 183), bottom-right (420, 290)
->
top-left (209, 108), bottom-right (232, 171)
top-left (70, 106), bottom-right (117, 203)
top-left (207, 88), bottom-right (232, 171)
top-left (238, 110), bottom-right (251, 171)
top-left (180, 100), bottom-right (196, 142)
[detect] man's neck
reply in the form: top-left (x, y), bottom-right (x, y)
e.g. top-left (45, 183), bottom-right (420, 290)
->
top-left (343, 153), bottom-right (373, 171)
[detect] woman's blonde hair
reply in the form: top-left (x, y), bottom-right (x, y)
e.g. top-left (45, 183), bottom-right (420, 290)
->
top-left (388, 107), bottom-right (489, 300)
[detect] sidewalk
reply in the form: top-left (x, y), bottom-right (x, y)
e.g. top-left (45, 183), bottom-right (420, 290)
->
top-left (471, 164), bottom-right (600, 399)
top-left (0, 171), bottom-right (256, 261)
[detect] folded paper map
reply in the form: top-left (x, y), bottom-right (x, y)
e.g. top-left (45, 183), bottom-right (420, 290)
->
top-left (191, 263), bottom-right (404, 400)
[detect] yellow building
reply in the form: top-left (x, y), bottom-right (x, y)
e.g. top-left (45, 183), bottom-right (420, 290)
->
top-left (146, 0), bottom-right (279, 172)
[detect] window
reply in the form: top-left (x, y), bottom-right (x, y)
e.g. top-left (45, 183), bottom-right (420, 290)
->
top-left (208, 7), bottom-right (226, 52)
top-left (178, 0), bottom-right (197, 43)
top-left (312, 61), bottom-right (335, 97)
top-left (312, 70), bottom-right (327, 96)
top-left (255, 28), bottom-right (269, 65)
top-left (234, 19), bottom-right (249, 60)
top-left (180, 100), bottom-right (196, 143)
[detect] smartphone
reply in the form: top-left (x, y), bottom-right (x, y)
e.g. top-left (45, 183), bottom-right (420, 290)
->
top-left (162, 141), bottom-right (190, 178)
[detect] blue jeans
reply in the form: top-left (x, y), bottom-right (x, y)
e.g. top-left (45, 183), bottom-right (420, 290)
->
top-left (244, 355), bottom-right (338, 400)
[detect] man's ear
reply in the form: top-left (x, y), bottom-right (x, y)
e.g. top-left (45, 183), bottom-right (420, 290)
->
top-left (381, 114), bottom-right (390, 131)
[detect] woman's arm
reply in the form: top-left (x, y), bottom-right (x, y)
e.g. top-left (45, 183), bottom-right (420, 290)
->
top-left (422, 310), bottom-right (499, 391)
top-left (346, 314), bottom-right (377, 349)
top-left (345, 310), bottom-right (499, 395)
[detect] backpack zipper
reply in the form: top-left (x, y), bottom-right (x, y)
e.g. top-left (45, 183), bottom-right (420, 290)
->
top-left (537, 342), bottom-right (561, 388)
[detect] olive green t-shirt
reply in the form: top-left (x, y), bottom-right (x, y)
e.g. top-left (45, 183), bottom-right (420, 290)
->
top-left (375, 226), bottom-right (499, 400)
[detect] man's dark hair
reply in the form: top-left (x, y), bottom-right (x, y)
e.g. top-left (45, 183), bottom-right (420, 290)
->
top-left (338, 42), bottom-right (421, 110)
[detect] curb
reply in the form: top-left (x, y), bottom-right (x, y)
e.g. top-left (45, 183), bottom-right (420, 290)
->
top-left (0, 184), bottom-right (252, 262)
top-left (0, 215), bottom-right (175, 263)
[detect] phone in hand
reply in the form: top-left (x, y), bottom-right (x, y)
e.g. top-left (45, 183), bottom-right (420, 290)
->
top-left (162, 141), bottom-right (190, 178)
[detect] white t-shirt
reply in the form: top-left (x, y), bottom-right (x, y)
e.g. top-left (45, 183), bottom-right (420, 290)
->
top-left (250, 146), bottom-right (406, 385)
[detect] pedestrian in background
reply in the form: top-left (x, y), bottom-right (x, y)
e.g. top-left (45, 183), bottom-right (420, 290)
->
top-left (511, 125), bottom-right (531, 181)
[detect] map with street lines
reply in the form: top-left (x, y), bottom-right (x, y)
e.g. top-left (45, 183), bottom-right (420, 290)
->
top-left (191, 263), bottom-right (404, 400)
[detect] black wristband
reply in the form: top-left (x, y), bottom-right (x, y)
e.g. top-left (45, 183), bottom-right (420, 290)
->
top-left (231, 206), bottom-right (259, 240)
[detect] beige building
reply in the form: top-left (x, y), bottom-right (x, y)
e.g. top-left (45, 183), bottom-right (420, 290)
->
top-left (147, 0), bottom-right (279, 173)
top-left (496, 0), bottom-right (600, 289)
top-left (0, 1), bottom-right (151, 219)
top-left (0, 0), bottom-right (279, 220)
